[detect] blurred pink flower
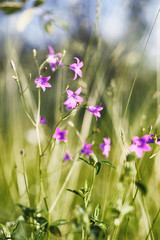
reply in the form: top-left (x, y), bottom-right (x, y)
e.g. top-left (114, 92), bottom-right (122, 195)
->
top-left (99, 138), bottom-right (111, 158)
top-left (47, 46), bottom-right (64, 71)
top-left (130, 135), bottom-right (151, 158)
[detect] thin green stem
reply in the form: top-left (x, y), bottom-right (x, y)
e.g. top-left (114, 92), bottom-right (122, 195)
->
top-left (41, 111), bottom-right (72, 156)
top-left (85, 168), bottom-right (96, 208)
top-left (16, 77), bottom-right (36, 126)
top-left (122, 8), bottom-right (160, 124)
top-left (36, 88), bottom-right (49, 223)
top-left (145, 207), bottom-right (160, 240)
top-left (22, 154), bottom-right (31, 207)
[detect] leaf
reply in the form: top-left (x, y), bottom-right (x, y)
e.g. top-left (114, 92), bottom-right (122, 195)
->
top-left (135, 181), bottom-right (147, 195)
top-left (34, 0), bottom-right (44, 7)
top-left (34, 216), bottom-right (48, 225)
top-left (17, 8), bottom-right (35, 32)
top-left (54, 18), bottom-right (69, 30)
top-left (94, 204), bottom-right (101, 220)
top-left (67, 189), bottom-right (84, 199)
top-left (53, 219), bottom-right (69, 226)
top-left (17, 204), bottom-right (36, 220)
top-left (101, 160), bottom-right (116, 169)
top-left (10, 220), bottom-right (20, 234)
top-left (95, 162), bottom-right (101, 175)
top-left (44, 21), bottom-right (54, 34)
top-left (49, 225), bottom-right (61, 237)
top-left (0, 2), bottom-right (23, 14)
top-left (111, 208), bottom-right (121, 217)
top-left (0, 224), bottom-right (11, 238)
top-left (79, 157), bottom-right (90, 165)
top-left (94, 220), bottom-right (109, 231)
top-left (126, 153), bottom-right (136, 162)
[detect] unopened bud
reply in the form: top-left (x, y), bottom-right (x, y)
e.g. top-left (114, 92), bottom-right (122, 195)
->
top-left (62, 49), bottom-right (66, 57)
top-left (20, 149), bottom-right (24, 155)
top-left (43, 67), bottom-right (47, 73)
top-left (33, 49), bottom-right (37, 58)
top-left (10, 60), bottom-right (16, 70)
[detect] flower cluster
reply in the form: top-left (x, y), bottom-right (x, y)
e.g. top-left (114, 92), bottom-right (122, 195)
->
top-left (34, 46), bottom-right (109, 161)
top-left (52, 127), bottom-right (111, 160)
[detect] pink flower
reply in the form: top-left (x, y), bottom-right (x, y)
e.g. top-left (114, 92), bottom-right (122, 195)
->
top-left (80, 142), bottom-right (93, 158)
top-left (53, 127), bottom-right (68, 142)
top-left (130, 135), bottom-right (151, 158)
top-left (47, 46), bottom-right (64, 72)
top-left (88, 103), bottom-right (103, 120)
top-left (63, 87), bottom-right (83, 110)
top-left (35, 75), bottom-right (51, 92)
top-left (70, 57), bottom-right (83, 80)
top-left (99, 138), bottom-right (111, 158)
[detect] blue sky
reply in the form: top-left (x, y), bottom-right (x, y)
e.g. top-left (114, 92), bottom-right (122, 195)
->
top-left (0, 0), bottom-right (159, 68)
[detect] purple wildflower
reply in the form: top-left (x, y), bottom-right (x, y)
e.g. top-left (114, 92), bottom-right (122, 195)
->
top-left (35, 75), bottom-right (51, 92)
top-left (63, 87), bottom-right (83, 110)
top-left (47, 46), bottom-right (64, 72)
top-left (40, 117), bottom-right (46, 125)
top-left (64, 152), bottom-right (72, 161)
top-left (130, 135), bottom-right (152, 158)
top-left (80, 142), bottom-right (93, 158)
top-left (99, 137), bottom-right (111, 158)
top-left (88, 103), bottom-right (103, 120)
top-left (70, 57), bottom-right (83, 80)
top-left (53, 126), bottom-right (68, 142)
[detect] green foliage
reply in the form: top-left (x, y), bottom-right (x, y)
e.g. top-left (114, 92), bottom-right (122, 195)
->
top-left (0, 2), bottom-right (24, 14)
top-left (79, 155), bottom-right (116, 176)
top-left (135, 180), bottom-right (147, 196)
top-left (126, 153), bottom-right (136, 162)
top-left (34, 0), bottom-right (44, 7)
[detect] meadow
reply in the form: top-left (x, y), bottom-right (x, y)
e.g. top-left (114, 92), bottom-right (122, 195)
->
top-left (0, 1), bottom-right (160, 239)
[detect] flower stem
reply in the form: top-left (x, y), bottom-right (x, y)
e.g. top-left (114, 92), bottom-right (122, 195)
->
top-left (41, 111), bottom-right (72, 156)
top-left (22, 154), bottom-right (31, 207)
top-left (36, 88), bottom-right (49, 222)
top-left (15, 76), bottom-right (36, 126)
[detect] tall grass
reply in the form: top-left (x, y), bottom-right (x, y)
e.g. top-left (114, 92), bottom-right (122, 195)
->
top-left (0, 2), bottom-right (160, 240)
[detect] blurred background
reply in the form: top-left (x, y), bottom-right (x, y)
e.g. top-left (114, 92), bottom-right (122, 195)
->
top-left (0, 0), bottom-right (160, 239)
